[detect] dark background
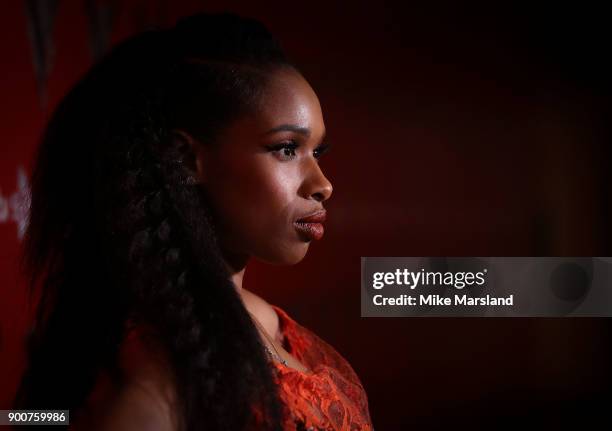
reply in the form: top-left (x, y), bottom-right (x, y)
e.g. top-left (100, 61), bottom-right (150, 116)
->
top-left (1, 1), bottom-right (610, 429)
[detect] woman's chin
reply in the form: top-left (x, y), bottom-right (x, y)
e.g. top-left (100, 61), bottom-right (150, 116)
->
top-left (256, 243), bottom-right (310, 266)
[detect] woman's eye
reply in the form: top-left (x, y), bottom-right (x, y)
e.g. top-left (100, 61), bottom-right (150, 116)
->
top-left (267, 140), bottom-right (331, 162)
top-left (314, 142), bottom-right (331, 160)
top-left (269, 142), bottom-right (298, 161)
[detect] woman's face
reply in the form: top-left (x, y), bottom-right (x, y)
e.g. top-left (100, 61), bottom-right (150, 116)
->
top-left (192, 67), bottom-right (333, 266)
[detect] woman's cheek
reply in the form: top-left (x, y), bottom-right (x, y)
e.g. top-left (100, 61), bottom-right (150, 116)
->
top-left (270, 164), bottom-right (301, 194)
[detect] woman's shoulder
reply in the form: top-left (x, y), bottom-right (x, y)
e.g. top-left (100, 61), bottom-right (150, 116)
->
top-left (78, 378), bottom-right (179, 431)
top-left (71, 323), bottom-right (180, 431)
top-left (119, 321), bottom-right (177, 392)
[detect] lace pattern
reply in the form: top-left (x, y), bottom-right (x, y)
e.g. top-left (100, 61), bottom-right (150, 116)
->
top-left (268, 305), bottom-right (374, 431)
top-left (72, 305), bottom-right (374, 431)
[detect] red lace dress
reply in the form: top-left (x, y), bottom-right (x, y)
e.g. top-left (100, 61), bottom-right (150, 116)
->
top-left (71, 306), bottom-right (374, 431)
top-left (264, 304), bottom-right (374, 431)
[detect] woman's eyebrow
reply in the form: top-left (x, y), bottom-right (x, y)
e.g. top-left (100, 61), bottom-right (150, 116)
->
top-left (263, 124), bottom-right (311, 137)
top-left (263, 124), bottom-right (327, 142)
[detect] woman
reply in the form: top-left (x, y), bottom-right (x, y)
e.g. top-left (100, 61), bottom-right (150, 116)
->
top-left (13, 11), bottom-right (373, 431)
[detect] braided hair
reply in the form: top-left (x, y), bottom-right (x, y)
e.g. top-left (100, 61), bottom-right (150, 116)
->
top-left (14, 12), bottom-right (300, 431)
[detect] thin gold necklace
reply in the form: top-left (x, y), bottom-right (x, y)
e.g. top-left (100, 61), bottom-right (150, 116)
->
top-left (247, 311), bottom-right (288, 366)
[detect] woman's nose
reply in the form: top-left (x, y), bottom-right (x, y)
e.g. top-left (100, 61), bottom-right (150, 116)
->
top-left (300, 158), bottom-right (333, 202)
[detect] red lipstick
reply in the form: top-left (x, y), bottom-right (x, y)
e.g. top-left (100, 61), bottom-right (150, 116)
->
top-left (294, 209), bottom-right (326, 241)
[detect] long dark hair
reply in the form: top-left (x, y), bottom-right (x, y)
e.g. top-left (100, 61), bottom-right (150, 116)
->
top-left (13, 12), bottom-right (299, 431)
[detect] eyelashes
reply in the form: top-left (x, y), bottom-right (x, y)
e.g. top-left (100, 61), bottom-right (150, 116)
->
top-left (267, 140), bottom-right (331, 161)
top-left (314, 142), bottom-right (331, 159)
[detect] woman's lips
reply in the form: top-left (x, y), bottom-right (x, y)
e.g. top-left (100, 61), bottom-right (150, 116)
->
top-left (294, 209), bottom-right (326, 241)
top-left (294, 221), bottom-right (324, 241)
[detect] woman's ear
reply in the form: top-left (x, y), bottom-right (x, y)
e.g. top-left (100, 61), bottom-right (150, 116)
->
top-left (170, 129), bottom-right (207, 185)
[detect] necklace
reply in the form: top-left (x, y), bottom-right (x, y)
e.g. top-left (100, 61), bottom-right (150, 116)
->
top-left (247, 311), bottom-right (288, 366)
